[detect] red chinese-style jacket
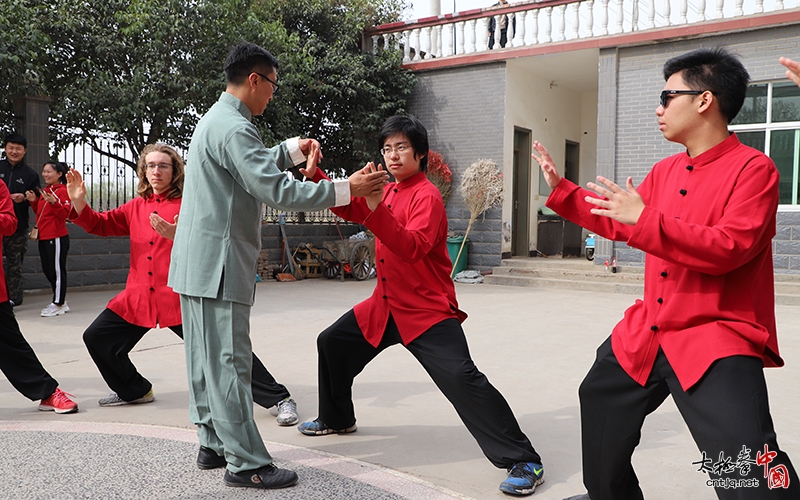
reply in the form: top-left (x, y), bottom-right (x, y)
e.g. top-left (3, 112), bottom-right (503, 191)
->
top-left (29, 183), bottom-right (71, 240)
top-left (316, 170), bottom-right (466, 346)
top-left (0, 182), bottom-right (18, 303)
top-left (547, 133), bottom-right (783, 390)
top-left (72, 194), bottom-right (182, 328)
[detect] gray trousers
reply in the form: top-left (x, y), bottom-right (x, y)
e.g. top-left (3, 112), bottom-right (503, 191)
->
top-left (180, 293), bottom-right (272, 473)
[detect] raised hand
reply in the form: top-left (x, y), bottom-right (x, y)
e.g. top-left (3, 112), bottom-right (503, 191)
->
top-left (532, 141), bottom-right (562, 189)
top-left (299, 142), bottom-right (320, 179)
top-left (349, 162), bottom-right (389, 198)
top-left (364, 163), bottom-right (386, 211)
top-left (780, 57), bottom-right (800, 87)
top-left (65, 168), bottom-right (88, 214)
top-left (150, 213), bottom-right (178, 240)
top-left (585, 176), bottom-right (645, 226)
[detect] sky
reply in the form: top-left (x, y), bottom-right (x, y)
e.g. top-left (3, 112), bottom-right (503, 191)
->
top-left (409, 0), bottom-right (492, 20)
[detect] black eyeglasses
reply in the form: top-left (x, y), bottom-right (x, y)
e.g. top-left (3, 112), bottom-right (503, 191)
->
top-left (660, 89), bottom-right (707, 108)
top-left (254, 72), bottom-right (279, 92)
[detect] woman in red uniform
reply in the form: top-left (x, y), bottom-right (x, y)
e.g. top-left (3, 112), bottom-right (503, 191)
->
top-left (25, 161), bottom-right (71, 317)
top-left (66, 145), bottom-right (298, 431)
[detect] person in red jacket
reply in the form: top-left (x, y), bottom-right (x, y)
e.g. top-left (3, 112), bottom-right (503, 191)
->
top-left (26, 161), bottom-right (72, 317)
top-left (67, 144), bottom-right (300, 432)
top-left (536, 48), bottom-right (799, 500)
top-left (298, 115), bottom-right (544, 497)
top-left (0, 180), bottom-right (78, 413)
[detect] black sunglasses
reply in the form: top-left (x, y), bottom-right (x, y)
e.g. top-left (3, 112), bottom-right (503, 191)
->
top-left (660, 89), bottom-right (707, 108)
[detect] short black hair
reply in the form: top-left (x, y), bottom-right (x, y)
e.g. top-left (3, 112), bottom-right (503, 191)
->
top-left (223, 42), bottom-right (280, 86)
top-left (378, 115), bottom-right (429, 172)
top-left (3, 132), bottom-right (27, 148)
top-left (663, 47), bottom-right (749, 124)
top-left (44, 160), bottom-right (69, 184)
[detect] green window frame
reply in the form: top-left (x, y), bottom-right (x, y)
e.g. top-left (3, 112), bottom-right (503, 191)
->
top-left (730, 80), bottom-right (800, 206)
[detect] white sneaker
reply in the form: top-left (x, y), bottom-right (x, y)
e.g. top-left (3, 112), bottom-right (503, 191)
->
top-left (41, 303), bottom-right (65, 317)
top-left (61, 302), bottom-right (70, 312)
top-left (275, 398), bottom-right (298, 426)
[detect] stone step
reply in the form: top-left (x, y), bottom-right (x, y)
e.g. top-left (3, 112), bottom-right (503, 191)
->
top-left (492, 266), bottom-right (644, 282)
top-left (486, 258), bottom-right (800, 305)
top-left (484, 274), bottom-right (644, 294)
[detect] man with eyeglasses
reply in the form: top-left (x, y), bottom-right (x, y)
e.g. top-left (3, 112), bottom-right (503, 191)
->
top-left (168, 42), bottom-right (387, 490)
top-left (298, 115), bottom-right (545, 497)
top-left (535, 47), bottom-right (798, 500)
top-left (0, 132), bottom-right (40, 307)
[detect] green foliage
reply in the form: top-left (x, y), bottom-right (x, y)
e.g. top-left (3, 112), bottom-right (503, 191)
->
top-left (1, 0), bottom-right (415, 174)
top-left (251, 0), bottom-right (416, 175)
top-left (0, 0), bottom-right (49, 132)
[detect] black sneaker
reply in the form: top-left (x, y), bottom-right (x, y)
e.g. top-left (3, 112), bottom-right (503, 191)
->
top-left (197, 446), bottom-right (226, 470)
top-left (297, 418), bottom-right (357, 436)
top-left (223, 464), bottom-right (298, 489)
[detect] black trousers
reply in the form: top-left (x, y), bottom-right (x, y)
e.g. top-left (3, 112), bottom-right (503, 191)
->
top-left (316, 309), bottom-right (541, 469)
top-left (83, 308), bottom-right (290, 407)
top-left (0, 301), bottom-right (58, 400)
top-left (38, 235), bottom-right (69, 305)
top-left (2, 231), bottom-right (28, 303)
top-left (580, 336), bottom-right (799, 500)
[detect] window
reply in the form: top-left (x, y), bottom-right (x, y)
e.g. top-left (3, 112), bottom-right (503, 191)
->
top-left (730, 81), bottom-right (800, 206)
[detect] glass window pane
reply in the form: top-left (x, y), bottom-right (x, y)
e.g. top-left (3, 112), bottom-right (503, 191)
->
top-left (732, 84), bottom-right (767, 125)
top-left (771, 82), bottom-right (800, 123)
top-left (737, 131), bottom-right (765, 152)
top-left (769, 129), bottom-right (800, 205)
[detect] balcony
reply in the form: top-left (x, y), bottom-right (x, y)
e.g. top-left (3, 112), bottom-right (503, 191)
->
top-left (366, 0), bottom-right (800, 68)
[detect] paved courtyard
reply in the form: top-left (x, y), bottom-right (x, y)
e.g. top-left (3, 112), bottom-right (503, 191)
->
top-left (3, 278), bottom-right (799, 499)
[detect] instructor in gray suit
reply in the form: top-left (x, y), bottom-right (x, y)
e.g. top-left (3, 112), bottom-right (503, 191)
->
top-left (168, 42), bottom-right (387, 490)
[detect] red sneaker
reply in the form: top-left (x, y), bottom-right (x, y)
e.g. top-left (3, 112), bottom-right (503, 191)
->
top-left (38, 388), bottom-right (78, 414)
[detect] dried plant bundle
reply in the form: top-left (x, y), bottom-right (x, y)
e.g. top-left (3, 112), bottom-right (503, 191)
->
top-left (460, 158), bottom-right (504, 219)
top-left (451, 159), bottom-right (504, 277)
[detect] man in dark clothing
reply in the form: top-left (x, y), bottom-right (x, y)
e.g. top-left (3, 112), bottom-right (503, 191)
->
top-left (0, 133), bottom-right (40, 306)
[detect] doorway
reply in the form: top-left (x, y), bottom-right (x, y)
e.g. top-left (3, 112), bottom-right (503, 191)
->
top-left (563, 140), bottom-right (582, 256)
top-left (512, 128), bottom-right (531, 257)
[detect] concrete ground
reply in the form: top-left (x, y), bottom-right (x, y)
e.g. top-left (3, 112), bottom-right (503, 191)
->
top-left (3, 278), bottom-right (799, 499)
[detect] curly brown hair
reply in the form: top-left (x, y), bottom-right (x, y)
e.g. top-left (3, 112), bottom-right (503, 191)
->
top-left (136, 144), bottom-right (184, 199)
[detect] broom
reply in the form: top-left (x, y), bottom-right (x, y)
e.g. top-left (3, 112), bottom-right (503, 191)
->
top-left (450, 159), bottom-right (504, 278)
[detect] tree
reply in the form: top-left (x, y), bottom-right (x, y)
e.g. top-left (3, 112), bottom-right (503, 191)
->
top-left (252, 0), bottom-right (416, 175)
top-left (3, 0), bottom-right (414, 173)
top-left (0, 0), bottom-right (49, 134)
top-left (40, 0), bottom-right (283, 168)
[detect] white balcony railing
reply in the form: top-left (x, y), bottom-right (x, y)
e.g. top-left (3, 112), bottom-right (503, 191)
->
top-left (367, 0), bottom-right (798, 62)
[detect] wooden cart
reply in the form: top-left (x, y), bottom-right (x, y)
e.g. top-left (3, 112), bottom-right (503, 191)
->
top-left (309, 236), bottom-right (376, 281)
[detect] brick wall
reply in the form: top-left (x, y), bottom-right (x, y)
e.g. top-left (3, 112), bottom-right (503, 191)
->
top-left (409, 62), bottom-right (507, 269)
top-left (18, 222), bottom-right (360, 294)
top-left (601, 25), bottom-right (800, 271)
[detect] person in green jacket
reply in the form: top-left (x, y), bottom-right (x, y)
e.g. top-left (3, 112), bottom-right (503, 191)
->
top-left (168, 41), bottom-right (387, 490)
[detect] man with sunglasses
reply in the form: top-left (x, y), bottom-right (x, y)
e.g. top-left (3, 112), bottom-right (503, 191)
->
top-left (535, 47), bottom-right (798, 499)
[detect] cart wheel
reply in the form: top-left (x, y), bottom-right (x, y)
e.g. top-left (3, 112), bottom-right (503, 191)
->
top-left (350, 241), bottom-right (373, 281)
top-left (323, 261), bottom-right (341, 279)
top-left (586, 248), bottom-right (595, 261)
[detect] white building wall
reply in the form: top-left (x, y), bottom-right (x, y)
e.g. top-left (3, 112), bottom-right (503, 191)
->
top-left (504, 60), bottom-right (585, 253)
